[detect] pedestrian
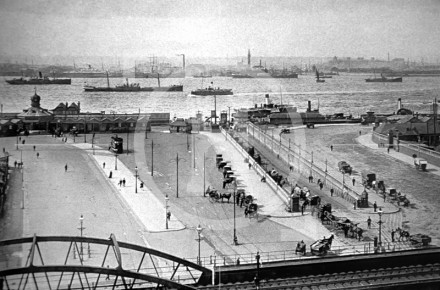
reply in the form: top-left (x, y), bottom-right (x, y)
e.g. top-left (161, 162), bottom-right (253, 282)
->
top-left (122, 178), bottom-right (126, 187)
top-left (248, 162), bottom-right (252, 169)
top-left (14, 160), bottom-right (17, 167)
top-left (289, 165), bottom-right (293, 172)
top-left (317, 178), bottom-right (321, 185)
top-left (33, 145), bottom-right (36, 151)
top-left (343, 225), bottom-right (349, 237)
top-left (22, 140), bottom-right (25, 145)
top-left (36, 152), bottom-right (39, 158)
top-left (308, 175), bottom-right (313, 183)
top-left (236, 192), bottom-right (240, 205)
top-left (359, 131), bottom-right (361, 135)
top-left (19, 136), bottom-right (21, 141)
top-left (240, 194), bottom-right (244, 208)
top-left (387, 146), bottom-right (390, 153)
top-left (109, 171), bottom-right (112, 178)
top-left (119, 179), bottom-right (122, 187)
top-left (391, 229), bottom-right (395, 242)
top-left (301, 204), bottom-right (304, 215)
top-left (319, 182), bottom-right (324, 190)
top-left (373, 201), bottom-right (377, 212)
top-left (367, 216), bottom-right (371, 229)
top-left (330, 145), bottom-right (333, 151)
top-left (352, 178), bottom-right (355, 186)
top-left (383, 193), bottom-right (386, 202)
top-left (65, 164), bottom-right (68, 172)
top-left (330, 188), bottom-right (334, 197)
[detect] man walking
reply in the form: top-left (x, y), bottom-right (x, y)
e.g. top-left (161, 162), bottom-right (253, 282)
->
top-left (122, 178), bottom-right (126, 187)
top-left (352, 178), bottom-right (355, 186)
top-left (373, 201), bottom-right (377, 212)
top-left (36, 152), bottom-right (39, 158)
top-left (65, 164), bottom-right (68, 172)
top-left (367, 216), bottom-right (371, 229)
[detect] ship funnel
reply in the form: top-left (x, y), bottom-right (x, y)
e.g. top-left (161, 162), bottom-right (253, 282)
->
top-left (398, 98), bottom-right (402, 110)
top-left (265, 94), bottom-right (271, 105)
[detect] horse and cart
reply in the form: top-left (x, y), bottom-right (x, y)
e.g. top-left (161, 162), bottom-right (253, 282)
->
top-left (206, 186), bottom-right (232, 203)
top-left (310, 235), bottom-right (334, 256)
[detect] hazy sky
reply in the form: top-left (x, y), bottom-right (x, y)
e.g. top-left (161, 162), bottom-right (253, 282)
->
top-left (1, 0), bottom-right (439, 60)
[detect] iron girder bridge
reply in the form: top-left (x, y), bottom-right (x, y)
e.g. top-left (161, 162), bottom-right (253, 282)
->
top-left (0, 234), bottom-right (211, 289)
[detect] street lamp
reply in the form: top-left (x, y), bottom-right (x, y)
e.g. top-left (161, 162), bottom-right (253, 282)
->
top-left (196, 224), bottom-right (203, 265)
top-left (165, 195), bottom-right (169, 229)
top-left (135, 166), bottom-right (138, 193)
top-left (378, 208), bottom-right (383, 247)
top-left (78, 215), bottom-right (85, 258)
top-left (115, 154), bottom-right (118, 170)
top-left (233, 185), bottom-right (238, 245)
top-left (255, 252), bottom-right (261, 289)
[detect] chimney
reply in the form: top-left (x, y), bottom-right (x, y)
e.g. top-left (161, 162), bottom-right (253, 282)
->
top-left (397, 98), bottom-right (402, 110)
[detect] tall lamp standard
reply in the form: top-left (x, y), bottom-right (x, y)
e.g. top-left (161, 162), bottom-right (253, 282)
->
top-left (78, 215), bottom-right (85, 259)
top-left (196, 225), bottom-right (203, 265)
top-left (378, 208), bottom-right (383, 246)
top-left (233, 183), bottom-right (238, 245)
top-left (115, 153), bottom-right (118, 170)
top-left (134, 166), bottom-right (138, 193)
top-left (255, 252), bottom-right (261, 289)
top-left (165, 195), bottom-right (169, 229)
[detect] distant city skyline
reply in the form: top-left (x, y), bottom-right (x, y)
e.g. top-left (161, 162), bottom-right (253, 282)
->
top-left (1, 0), bottom-right (439, 63)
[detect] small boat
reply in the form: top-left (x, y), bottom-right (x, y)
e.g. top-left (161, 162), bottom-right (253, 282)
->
top-left (193, 73), bottom-right (213, 78)
top-left (316, 70), bottom-right (325, 83)
top-left (366, 73), bottom-right (402, 82)
top-left (6, 72), bottom-right (71, 85)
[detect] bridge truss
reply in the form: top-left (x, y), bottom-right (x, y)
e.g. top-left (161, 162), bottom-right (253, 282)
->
top-left (0, 234), bottom-right (210, 289)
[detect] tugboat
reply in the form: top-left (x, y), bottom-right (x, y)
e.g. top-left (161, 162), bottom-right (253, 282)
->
top-left (6, 72), bottom-right (71, 85)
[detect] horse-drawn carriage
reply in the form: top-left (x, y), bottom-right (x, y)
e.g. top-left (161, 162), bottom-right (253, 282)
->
top-left (338, 161), bottom-right (352, 175)
top-left (310, 235), bottom-right (334, 256)
top-left (414, 158), bottom-right (428, 171)
top-left (244, 202), bottom-right (258, 218)
top-left (409, 233), bottom-right (431, 246)
top-left (362, 172), bottom-right (376, 188)
top-left (206, 186), bottom-right (232, 203)
top-left (388, 188), bottom-right (410, 207)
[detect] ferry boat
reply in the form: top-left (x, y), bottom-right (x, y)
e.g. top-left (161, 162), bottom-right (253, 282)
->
top-left (6, 72), bottom-right (71, 85)
top-left (191, 87), bottom-right (233, 96)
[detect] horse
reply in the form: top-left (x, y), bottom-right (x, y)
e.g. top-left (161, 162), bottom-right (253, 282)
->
top-left (208, 190), bottom-right (232, 203)
top-left (396, 227), bottom-right (410, 241)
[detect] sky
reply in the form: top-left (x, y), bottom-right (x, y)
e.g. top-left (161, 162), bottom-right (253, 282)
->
top-left (0, 0), bottom-right (439, 62)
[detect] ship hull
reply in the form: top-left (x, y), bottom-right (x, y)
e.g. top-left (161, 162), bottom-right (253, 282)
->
top-left (365, 77), bottom-right (402, 82)
top-left (191, 90), bottom-right (233, 96)
top-left (84, 85), bottom-right (183, 92)
top-left (58, 72), bottom-right (123, 78)
top-left (6, 78), bottom-right (71, 85)
top-left (135, 72), bottom-right (186, 78)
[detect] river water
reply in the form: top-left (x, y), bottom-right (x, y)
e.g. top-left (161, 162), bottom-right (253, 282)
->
top-left (1, 74), bottom-right (440, 118)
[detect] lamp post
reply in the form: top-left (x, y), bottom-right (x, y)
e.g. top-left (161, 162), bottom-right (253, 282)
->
top-left (378, 208), bottom-right (383, 246)
top-left (203, 153), bottom-right (206, 196)
top-left (151, 140), bottom-right (154, 176)
top-left (16, 133), bottom-right (18, 150)
top-left (79, 215), bottom-right (85, 258)
top-left (255, 251), bottom-right (261, 289)
top-left (165, 195), bottom-right (169, 229)
top-left (233, 184), bottom-right (238, 245)
top-left (170, 153), bottom-right (186, 198)
top-left (196, 224), bottom-right (203, 265)
top-left (134, 166), bottom-right (138, 193)
top-left (115, 154), bottom-right (118, 170)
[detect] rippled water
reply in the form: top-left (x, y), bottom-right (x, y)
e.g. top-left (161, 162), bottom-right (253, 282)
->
top-left (1, 74), bottom-right (440, 118)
